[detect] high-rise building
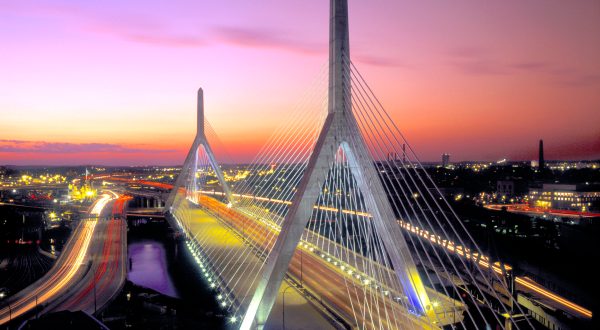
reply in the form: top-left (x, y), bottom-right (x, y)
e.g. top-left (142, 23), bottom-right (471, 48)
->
top-left (539, 139), bottom-right (545, 170)
top-left (442, 153), bottom-right (450, 168)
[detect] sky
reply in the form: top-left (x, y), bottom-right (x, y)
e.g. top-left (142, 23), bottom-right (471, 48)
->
top-left (1, 0), bottom-right (599, 165)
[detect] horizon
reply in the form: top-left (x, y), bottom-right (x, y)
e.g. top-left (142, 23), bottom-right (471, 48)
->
top-left (2, 157), bottom-right (600, 169)
top-left (1, 1), bottom-right (599, 165)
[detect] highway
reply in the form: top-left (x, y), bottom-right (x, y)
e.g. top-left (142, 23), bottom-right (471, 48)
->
top-left (485, 203), bottom-right (600, 219)
top-left (195, 189), bottom-right (594, 320)
top-left (43, 194), bottom-right (129, 314)
top-left (188, 195), bottom-right (460, 329)
top-left (0, 192), bottom-right (128, 325)
top-left (100, 177), bottom-right (594, 321)
top-left (181, 204), bottom-right (337, 330)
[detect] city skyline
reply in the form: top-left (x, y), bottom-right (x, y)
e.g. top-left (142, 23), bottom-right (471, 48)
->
top-left (1, 0), bottom-right (599, 165)
top-left (1, 2), bottom-right (598, 329)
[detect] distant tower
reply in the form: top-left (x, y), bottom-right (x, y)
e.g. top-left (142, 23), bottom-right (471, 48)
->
top-left (165, 88), bottom-right (233, 212)
top-left (539, 139), bottom-right (545, 170)
top-left (442, 153), bottom-right (450, 168)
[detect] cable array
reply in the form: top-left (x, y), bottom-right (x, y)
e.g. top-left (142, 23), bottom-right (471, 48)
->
top-left (168, 58), bottom-right (534, 329)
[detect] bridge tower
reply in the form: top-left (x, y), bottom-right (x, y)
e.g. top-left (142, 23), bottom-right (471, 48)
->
top-left (240, 0), bottom-right (432, 329)
top-left (165, 88), bottom-right (233, 220)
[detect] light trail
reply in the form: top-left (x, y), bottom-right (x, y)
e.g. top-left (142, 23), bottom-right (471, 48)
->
top-left (515, 277), bottom-right (592, 318)
top-left (90, 193), bottom-right (112, 215)
top-left (197, 190), bottom-right (594, 320)
top-left (0, 220), bottom-right (97, 324)
top-left (100, 178), bottom-right (594, 319)
top-left (485, 203), bottom-right (600, 218)
top-left (185, 196), bottom-right (450, 329)
top-left (0, 193), bottom-right (116, 325)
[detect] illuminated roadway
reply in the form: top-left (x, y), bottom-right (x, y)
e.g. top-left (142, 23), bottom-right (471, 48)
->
top-left (101, 178), bottom-right (594, 320)
top-left (485, 203), bottom-right (600, 219)
top-left (0, 192), bottom-right (128, 325)
top-left (43, 194), bottom-right (129, 315)
top-left (185, 195), bottom-right (460, 329)
top-left (180, 200), bottom-right (338, 330)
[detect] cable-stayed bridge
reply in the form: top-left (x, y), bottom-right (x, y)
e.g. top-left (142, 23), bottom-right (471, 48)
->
top-left (163, 1), bottom-right (547, 329)
top-left (1, 1), bottom-right (593, 329)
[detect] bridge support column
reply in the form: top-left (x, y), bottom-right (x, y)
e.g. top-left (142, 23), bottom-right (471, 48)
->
top-left (240, 1), bottom-right (431, 328)
top-left (164, 88), bottom-right (234, 214)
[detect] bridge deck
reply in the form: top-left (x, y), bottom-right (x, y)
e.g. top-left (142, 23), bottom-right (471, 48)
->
top-left (178, 195), bottom-right (463, 329)
top-left (183, 205), bottom-right (337, 330)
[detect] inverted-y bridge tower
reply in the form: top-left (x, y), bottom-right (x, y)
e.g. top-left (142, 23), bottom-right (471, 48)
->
top-left (240, 0), bottom-right (432, 328)
top-left (165, 88), bottom-right (233, 224)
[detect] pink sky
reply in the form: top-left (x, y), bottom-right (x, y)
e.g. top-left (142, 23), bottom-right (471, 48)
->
top-left (1, 0), bottom-right (599, 165)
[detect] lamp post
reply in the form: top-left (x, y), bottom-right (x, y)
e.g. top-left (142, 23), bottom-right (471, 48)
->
top-left (282, 286), bottom-right (295, 330)
top-left (300, 249), bottom-right (303, 289)
top-left (3, 302), bottom-right (12, 321)
top-left (94, 277), bottom-right (97, 314)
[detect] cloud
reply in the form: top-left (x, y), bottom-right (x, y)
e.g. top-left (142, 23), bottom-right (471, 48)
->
top-left (0, 140), bottom-right (175, 153)
top-left (95, 27), bottom-right (207, 48)
top-left (4, 3), bottom-right (407, 66)
top-left (446, 47), bottom-right (509, 75)
top-left (449, 59), bottom-right (509, 76)
top-left (509, 61), bottom-right (550, 72)
top-left (213, 26), bottom-right (324, 55)
top-left (557, 73), bottom-right (600, 87)
top-left (446, 47), bottom-right (600, 86)
top-left (354, 55), bottom-right (408, 68)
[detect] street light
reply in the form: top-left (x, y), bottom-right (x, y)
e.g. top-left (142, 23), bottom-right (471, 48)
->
top-left (282, 286), bottom-right (295, 330)
top-left (300, 249), bottom-right (303, 289)
top-left (94, 277), bottom-right (97, 314)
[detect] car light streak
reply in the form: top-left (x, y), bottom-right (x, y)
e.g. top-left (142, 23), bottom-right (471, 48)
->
top-left (0, 220), bottom-right (97, 324)
top-left (102, 178), bottom-right (594, 320)
top-left (515, 277), bottom-right (592, 318)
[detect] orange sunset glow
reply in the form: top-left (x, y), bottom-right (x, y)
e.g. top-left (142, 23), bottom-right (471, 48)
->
top-left (1, 1), bottom-right (599, 165)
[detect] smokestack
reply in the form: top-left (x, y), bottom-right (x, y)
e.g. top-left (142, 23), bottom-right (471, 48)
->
top-left (539, 139), bottom-right (545, 170)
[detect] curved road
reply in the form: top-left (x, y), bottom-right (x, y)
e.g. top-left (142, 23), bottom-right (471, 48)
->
top-left (0, 192), bottom-right (129, 325)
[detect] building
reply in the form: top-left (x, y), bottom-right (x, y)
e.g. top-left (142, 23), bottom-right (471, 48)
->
top-left (441, 153), bottom-right (450, 168)
top-left (528, 184), bottom-right (600, 212)
top-left (538, 139), bottom-right (545, 170)
top-left (496, 180), bottom-right (515, 198)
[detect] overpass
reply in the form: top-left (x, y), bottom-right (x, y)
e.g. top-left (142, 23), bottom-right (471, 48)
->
top-left (0, 192), bottom-right (129, 325)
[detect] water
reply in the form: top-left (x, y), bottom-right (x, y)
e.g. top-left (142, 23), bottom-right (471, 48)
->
top-left (128, 240), bottom-right (179, 297)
